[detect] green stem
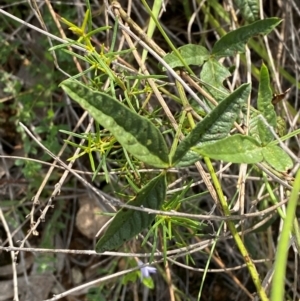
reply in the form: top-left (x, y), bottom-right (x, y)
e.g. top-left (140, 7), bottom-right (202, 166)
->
top-left (141, 0), bottom-right (194, 75)
top-left (271, 170), bottom-right (300, 300)
top-left (169, 110), bottom-right (186, 160)
top-left (204, 157), bottom-right (269, 301)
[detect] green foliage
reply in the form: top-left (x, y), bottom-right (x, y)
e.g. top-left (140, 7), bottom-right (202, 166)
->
top-left (86, 287), bottom-right (106, 301)
top-left (200, 58), bottom-right (231, 101)
top-left (143, 181), bottom-right (206, 262)
top-left (55, 13), bottom-right (294, 261)
top-left (172, 83), bottom-right (251, 165)
top-left (233, 0), bottom-right (259, 22)
top-left (163, 44), bottom-right (209, 69)
top-left (2, 1), bottom-right (299, 299)
top-left (142, 276), bottom-right (155, 289)
top-left (212, 18), bottom-right (282, 57)
top-left (61, 80), bottom-right (170, 168)
top-left (262, 145), bottom-right (293, 172)
top-left (194, 134), bottom-right (292, 171)
top-left (15, 160), bottom-right (42, 180)
top-left (96, 173), bottom-right (166, 253)
top-left (256, 63), bottom-right (277, 144)
top-left (0, 70), bottom-right (22, 96)
top-left (194, 134), bottom-right (263, 163)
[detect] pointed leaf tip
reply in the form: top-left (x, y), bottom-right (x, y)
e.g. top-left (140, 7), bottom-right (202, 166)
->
top-left (212, 18), bottom-right (282, 57)
top-left (172, 83), bottom-right (251, 165)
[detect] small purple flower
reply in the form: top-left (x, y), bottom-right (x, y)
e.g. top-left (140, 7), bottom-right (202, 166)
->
top-left (137, 260), bottom-right (157, 279)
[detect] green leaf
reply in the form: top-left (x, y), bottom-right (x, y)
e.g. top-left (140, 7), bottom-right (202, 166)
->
top-left (256, 64), bottom-right (276, 144)
top-left (257, 118), bottom-right (272, 146)
top-left (200, 58), bottom-right (231, 102)
top-left (248, 114), bottom-right (267, 145)
top-left (233, 0), bottom-right (259, 23)
top-left (262, 145), bottom-right (293, 172)
top-left (95, 173), bottom-right (166, 253)
top-left (142, 277), bottom-right (155, 289)
top-left (212, 18), bottom-right (282, 57)
top-left (250, 64), bottom-right (277, 145)
top-left (163, 44), bottom-right (209, 69)
top-left (172, 83), bottom-right (251, 165)
top-left (192, 134), bottom-right (293, 170)
top-left (175, 150), bottom-right (200, 167)
top-left (258, 63), bottom-right (276, 121)
top-left (122, 271), bottom-right (138, 285)
top-left (257, 64), bottom-right (276, 124)
top-left (61, 80), bottom-right (169, 168)
top-left (248, 114), bottom-right (260, 142)
top-left (193, 134), bottom-right (263, 164)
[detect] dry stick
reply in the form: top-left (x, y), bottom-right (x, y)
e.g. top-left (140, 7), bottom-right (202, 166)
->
top-left (187, 203), bottom-right (254, 298)
top-left (275, 4), bottom-right (285, 72)
top-left (1, 154), bottom-right (288, 185)
top-left (0, 212), bottom-right (275, 286)
top-left (208, 253), bottom-right (254, 299)
top-left (187, 0), bottom-right (204, 44)
top-left (258, 115), bottom-right (300, 164)
top-left (0, 155), bottom-right (179, 176)
top-left (43, 0), bottom-right (87, 81)
top-left (234, 45), bottom-right (253, 214)
top-left (42, 264), bottom-right (149, 301)
top-left (15, 117), bottom-right (100, 258)
top-left (167, 255), bottom-right (270, 273)
top-left (0, 208), bottom-right (19, 301)
top-left (0, 211), bottom-right (276, 261)
top-left (253, 238), bottom-right (296, 301)
top-left (115, 0), bottom-right (132, 53)
top-left (165, 260), bottom-right (175, 301)
top-left (107, 1), bottom-right (210, 113)
top-left (259, 0), bottom-right (282, 93)
top-left (257, 162), bottom-right (293, 189)
top-left (0, 8), bottom-right (86, 52)
top-left (28, 111), bottom-right (88, 232)
top-left (196, 226), bottom-right (254, 299)
top-left (111, 5), bottom-right (178, 130)
top-left (226, 0), bottom-right (241, 90)
top-left (0, 194), bottom-right (289, 264)
top-left (0, 235), bottom-right (216, 259)
top-left (26, 0), bottom-right (73, 78)
top-left (14, 124), bottom-right (295, 222)
top-left (0, 245), bottom-right (270, 274)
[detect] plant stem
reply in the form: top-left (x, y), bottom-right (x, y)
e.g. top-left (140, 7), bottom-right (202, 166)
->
top-left (204, 157), bottom-right (269, 301)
